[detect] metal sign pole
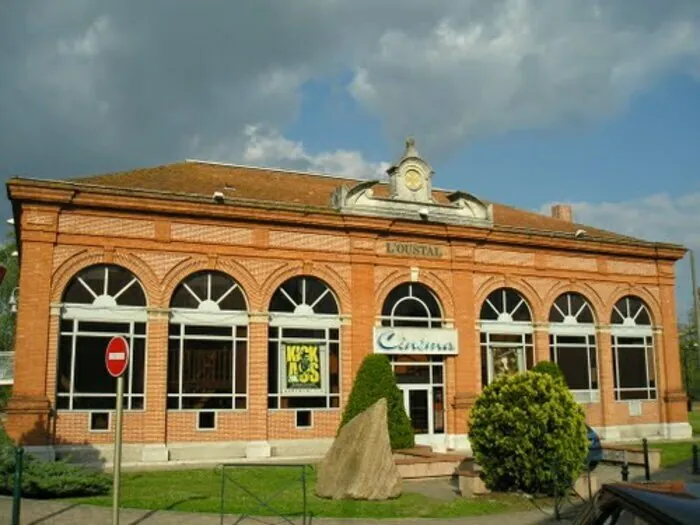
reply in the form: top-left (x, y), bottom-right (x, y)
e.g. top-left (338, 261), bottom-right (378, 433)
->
top-left (112, 374), bottom-right (125, 525)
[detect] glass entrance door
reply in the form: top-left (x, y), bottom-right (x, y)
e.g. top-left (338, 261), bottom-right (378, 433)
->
top-left (401, 386), bottom-right (431, 436)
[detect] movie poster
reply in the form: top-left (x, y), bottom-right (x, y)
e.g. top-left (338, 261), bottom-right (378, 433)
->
top-left (280, 342), bottom-right (326, 395)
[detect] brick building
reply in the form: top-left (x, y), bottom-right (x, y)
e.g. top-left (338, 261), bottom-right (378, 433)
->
top-left (4, 139), bottom-right (691, 463)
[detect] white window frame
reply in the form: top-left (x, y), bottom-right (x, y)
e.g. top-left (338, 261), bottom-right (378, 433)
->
top-left (379, 282), bottom-right (444, 328)
top-left (268, 276), bottom-right (342, 411)
top-left (167, 271), bottom-right (249, 412)
top-left (197, 410), bottom-right (217, 431)
top-left (479, 288), bottom-right (534, 387)
top-left (611, 296), bottom-right (656, 401)
top-left (57, 317), bottom-right (148, 411)
top-left (548, 293), bottom-right (600, 404)
top-left (57, 265), bottom-right (148, 413)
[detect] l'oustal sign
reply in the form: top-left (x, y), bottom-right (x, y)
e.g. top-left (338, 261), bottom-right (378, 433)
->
top-left (373, 327), bottom-right (459, 355)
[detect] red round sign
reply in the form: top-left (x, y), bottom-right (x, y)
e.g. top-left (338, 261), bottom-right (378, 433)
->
top-left (105, 336), bottom-right (130, 378)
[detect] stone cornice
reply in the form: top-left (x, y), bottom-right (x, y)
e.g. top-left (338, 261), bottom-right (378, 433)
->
top-left (7, 178), bottom-right (686, 261)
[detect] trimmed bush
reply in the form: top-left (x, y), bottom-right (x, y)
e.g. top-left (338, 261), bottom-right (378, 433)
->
top-left (339, 354), bottom-right (414, 450)
top-left (469, 371), bottom-right (588, 495)
top-left (532, 361), bottom-right (566, 384)
top-left (0, 424), bottom-right (111, 498)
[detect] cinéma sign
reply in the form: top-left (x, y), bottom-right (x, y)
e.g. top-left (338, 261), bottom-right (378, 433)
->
top-left (280, 342), bottom-right (328, 395)
top-left (373, 327), bottom-right (458, 355)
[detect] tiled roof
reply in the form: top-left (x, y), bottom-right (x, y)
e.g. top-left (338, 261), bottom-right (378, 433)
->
top-left (59, 160), bottom-right (665, 247)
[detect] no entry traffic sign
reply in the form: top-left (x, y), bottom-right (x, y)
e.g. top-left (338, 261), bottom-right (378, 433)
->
top-left (105, 336), bottom-right (129, 378)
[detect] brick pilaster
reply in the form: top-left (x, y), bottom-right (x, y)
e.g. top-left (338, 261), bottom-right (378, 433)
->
top-left (144, 311), bottom-right (168, 444)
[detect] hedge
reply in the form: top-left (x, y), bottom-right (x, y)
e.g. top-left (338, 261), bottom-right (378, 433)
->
top-left (0, 424), bottom-right (110, 498)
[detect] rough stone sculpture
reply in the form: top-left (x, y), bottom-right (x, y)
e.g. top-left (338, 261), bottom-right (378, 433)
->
top-left (315, 398), bottom-right (402, 500)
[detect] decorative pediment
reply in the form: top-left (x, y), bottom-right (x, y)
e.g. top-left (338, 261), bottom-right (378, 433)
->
top-left (329, 139), bottom-right (493, 227)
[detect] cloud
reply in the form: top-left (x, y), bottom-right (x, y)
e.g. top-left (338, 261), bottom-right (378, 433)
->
top-left (227, 125), bottom-right (389, 179)
top-left (1, 0), bottom-right (699, 190)
top-left (350, 0), bottom-right (700, 154)
top-left (539, 193), bottom-right (700, 249)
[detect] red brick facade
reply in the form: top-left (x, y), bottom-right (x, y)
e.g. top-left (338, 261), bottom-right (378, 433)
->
top-left (4, 160), bottom-right (690, 458)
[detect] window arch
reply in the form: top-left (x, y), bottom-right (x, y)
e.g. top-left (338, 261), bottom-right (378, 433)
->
top-left (610, 295), bottom-right (656, 400)
top-left (269, 275), bottom-right (339, 316)
top-left (57, 265), bottom-right (147, 412)
top-left (479, 288), bottom-right (534, 387)
top-left (167, 271), bottom-right (248, 414)
top-left (549, 292), bottom-right (599, 403)
top-left (62, 264), bottom-right (147, 308)
top-left (381, 283), bottom-right (443, 328)
top-left (268, 276), bottom-right (340, 412)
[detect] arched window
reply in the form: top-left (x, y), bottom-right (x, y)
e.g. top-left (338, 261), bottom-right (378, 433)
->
top-left (479, 287), bottom-right (534, 387)
top-left (268, 276), bottom-right (340, 414)
top-left (57, 265), bottom-right (147, 413)
top-left (381, 283), bottom-right (442, 328)
top-left (167, 271), bottom-right (248, 417)
top-left (380, 283), bottom-right (445, 436)
top-left (549, 292), bottom-right (599, 403)
top-left (611, 296), bottom-right (656, 401)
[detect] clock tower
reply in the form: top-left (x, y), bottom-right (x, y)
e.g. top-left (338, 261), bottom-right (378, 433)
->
top-left (387, 137), bottom-right (434, 202)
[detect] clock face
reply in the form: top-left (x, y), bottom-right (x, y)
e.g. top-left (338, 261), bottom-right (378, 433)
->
top-left (404, 169), bottom-right (423, 191)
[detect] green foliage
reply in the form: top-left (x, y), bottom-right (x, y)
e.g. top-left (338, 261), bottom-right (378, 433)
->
top-left (679, 311), bottom-right (700, 402)
top-left (469, 371), bottom-right (588, 496)
top-left (0, 386), bottom-right (11, 411)
top-left (0, 423), bottom-right (111, 498)
top-left (531, 361), bottom-right (566, 384)
top-left (339, 354), bottom-right (414, 450)
top-left (0, 237), bottom-right (18, 354)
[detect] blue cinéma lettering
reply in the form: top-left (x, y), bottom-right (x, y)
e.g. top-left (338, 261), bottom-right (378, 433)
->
top-left (376, 330), bottom-right (454, 353)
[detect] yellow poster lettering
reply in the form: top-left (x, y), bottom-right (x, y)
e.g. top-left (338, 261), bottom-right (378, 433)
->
top-left (284, 343), bottom-right (322, 389)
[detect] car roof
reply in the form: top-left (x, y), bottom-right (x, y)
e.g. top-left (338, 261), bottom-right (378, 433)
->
top-left (603, 482), bottom-right (700, 525)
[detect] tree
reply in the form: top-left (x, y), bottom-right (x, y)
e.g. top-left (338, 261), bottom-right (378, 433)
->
top-left (338, 354), bottom-right (414, 450)
top-left (469, 370), bottom-right (588, 496)
top-left (531, 361), bottom-right (566, 384)
top-left (0, 237), bottom-right (18, 354)
top-left (680, 307), bottom-right (700, 403)
top-left (0, 234), bottom-right (18, 409)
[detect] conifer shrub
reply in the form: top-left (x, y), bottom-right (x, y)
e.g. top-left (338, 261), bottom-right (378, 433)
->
top-left (338, 354), bottom-right (414, 450)
top-left (469, 371), bottom-right (587, 495)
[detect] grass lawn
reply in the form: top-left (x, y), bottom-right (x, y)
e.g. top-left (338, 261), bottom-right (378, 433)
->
top-left (71, 466), bottom-right (532, 519)
top-left (689, 410), bottom-right (700, 435)
top-left (649, 440), bottom-right (699, 468)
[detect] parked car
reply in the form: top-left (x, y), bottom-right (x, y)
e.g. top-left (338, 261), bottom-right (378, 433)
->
top-left (586, 424), bottom-right (603, 471)
top-left (573, 481), bottom-right (700, 525)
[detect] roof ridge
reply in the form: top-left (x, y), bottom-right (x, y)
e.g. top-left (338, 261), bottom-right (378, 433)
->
top-left (183, 158), bottom-right (385, 184)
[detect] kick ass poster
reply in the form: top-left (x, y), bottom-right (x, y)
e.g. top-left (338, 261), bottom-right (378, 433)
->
top-left (280, 342), bottom-right (326, 395)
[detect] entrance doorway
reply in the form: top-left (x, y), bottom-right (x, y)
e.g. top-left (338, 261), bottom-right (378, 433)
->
top-left (390, 355), bottom-right (445, 447)
top-left (399, 386), bottom-right (431, 435)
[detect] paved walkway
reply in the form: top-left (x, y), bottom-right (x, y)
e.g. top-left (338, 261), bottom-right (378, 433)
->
top-left (0, 497), bottom-right (566, 525)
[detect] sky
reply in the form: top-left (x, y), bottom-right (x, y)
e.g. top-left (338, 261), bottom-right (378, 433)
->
top-left (0, 0), bottom-right (699, 320)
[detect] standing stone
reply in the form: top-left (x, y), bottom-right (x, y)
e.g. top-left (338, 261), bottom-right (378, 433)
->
top-left (315, 398), bottom-right (402, 500)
